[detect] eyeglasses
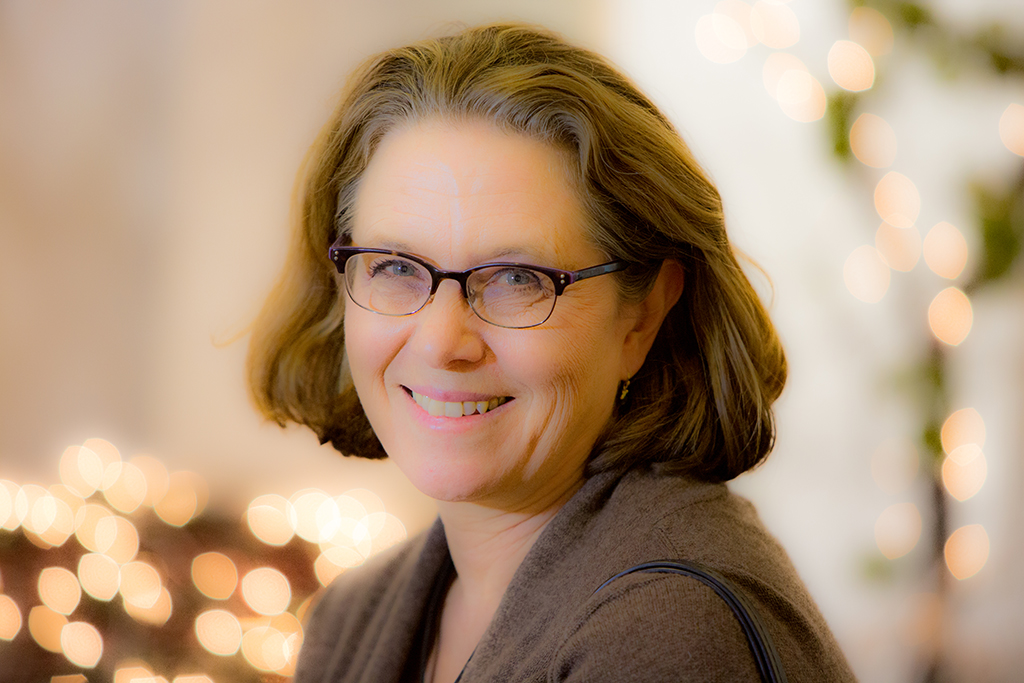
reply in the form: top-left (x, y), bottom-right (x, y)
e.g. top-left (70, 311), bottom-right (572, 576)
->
top-left (328, 241), bottom-right (629, 329)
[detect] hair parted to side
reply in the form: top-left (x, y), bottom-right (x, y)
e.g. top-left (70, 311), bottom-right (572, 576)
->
top-left (246, 22), bottom-right (787, 482)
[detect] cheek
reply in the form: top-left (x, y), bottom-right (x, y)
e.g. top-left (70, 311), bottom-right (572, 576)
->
top-left (344, 308), bottom-right (398, 396)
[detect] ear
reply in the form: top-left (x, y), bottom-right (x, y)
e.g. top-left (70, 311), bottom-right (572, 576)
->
top-left (620, 259), bottom-right (684, 378)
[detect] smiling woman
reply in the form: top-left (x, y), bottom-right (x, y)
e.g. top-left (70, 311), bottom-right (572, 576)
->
top-left (246, 22), bottom-right (856, 683)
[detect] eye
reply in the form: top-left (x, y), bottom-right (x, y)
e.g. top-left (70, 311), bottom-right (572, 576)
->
top-left (369, 258), bottom-right (420, 278)
top-left (498, 268), bottom-right (542, 287)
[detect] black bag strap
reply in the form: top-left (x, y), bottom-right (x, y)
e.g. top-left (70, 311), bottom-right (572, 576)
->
top-left (593, 561), bottom-right (788, 683)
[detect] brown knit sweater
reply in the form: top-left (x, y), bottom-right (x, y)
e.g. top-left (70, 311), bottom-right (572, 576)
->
top-left (294, 468), bottom-right (857, 682)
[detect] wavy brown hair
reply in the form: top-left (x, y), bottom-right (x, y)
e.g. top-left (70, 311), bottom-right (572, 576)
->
top-left (246, 22), bottom-right (787, 482)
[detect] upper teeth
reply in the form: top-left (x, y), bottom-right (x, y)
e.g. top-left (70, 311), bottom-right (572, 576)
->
top-left (410, 390), bottom-right (509, 417)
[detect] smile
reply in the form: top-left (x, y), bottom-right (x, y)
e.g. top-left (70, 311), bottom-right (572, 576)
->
top-left (406, 388), bottom-right (511, 417)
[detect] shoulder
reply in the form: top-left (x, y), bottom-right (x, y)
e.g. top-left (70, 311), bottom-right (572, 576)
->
top-left (551, 568), bottom-right (761, 682)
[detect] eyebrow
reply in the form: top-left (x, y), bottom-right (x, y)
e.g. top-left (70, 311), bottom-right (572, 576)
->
top-left (362, 239), bottom-right (549, 266)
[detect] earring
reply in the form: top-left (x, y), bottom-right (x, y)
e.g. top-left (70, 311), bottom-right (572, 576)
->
top-left (619, 378), bottom-right (631, 402)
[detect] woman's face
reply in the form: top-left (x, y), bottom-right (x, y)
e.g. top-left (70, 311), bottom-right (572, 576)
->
top-left (344, 119), bottom-right (640, 511)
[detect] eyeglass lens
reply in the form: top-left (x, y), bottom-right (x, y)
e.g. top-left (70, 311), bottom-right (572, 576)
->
top-left (343, 252), bottom-right (557, 328)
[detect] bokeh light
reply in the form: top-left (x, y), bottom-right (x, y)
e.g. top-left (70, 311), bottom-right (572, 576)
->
top-left (291, 489), bottom-right (331, 543)
top-left (174, 676), bottom-right (214, 683)
top-left (75, 503), bottom-right (115, 553)
top-left (241, 625), bottom-right (290, 673)
top-left (78, 553), bottom-right (122, 601)
top-left (131, 455), bottom-right (171, 507)
top-left (59, 445), bottom-right (102, 498)
top-left (715, 0), bottom-right (757, 47)
top-left (762, 52), bottom-right (806, 100)
top-left (875, 502), bottom-right (922, 559)
top-left (247, 494), bottom-right (297, 546)
top-left (315, 546), bottom-right (365, 587)
top-left (941, 407), bottom-right (986, 454)
top-left (776, 70), bottom-right (826, 122)
top-left (61, 621), bottom-right (104, 668)
top-left (844, 245), bottom-right (891, 303)
top-left (850, 113), bottom-right (897, 168)
top-left (94, 515), bottom-right (140, 565)
top-left (102, 461), bottom-right (148, 514)
top-left (923, 221), bottom-right (968, 279)
top-left (29, 605), bottom-right (68, 653)
top-left (38, 567), bottom-right (82, 615)
top-left (114, 665), bottom-right (155, 683)
top-left (945, 524), bottom-right (990, 580)
top-left (195, 609), bottom-right (243, 656)
top-left (875, 221), bottom-right (920, 271)
top-left (828, 40), bottom-right (874, 91)
top-left (999, 103), bottom-right (1024, 157)
top-left (192, 551), bottom-right (238, 600)
top-left (928, 287), bottom-right (973, 346)
top-left (50, 675), bottom-right (87, 683)
top-left (370, 512), bottom-right (408, 555)
top-left (155, 471), bottom-right (207, 526)
top-left (1, 480), bottom-right (22, 530)
top-left (870, 438), bottom-right (920, 495)
top-left (695, 12), bottom-right (747, 64)
top-left (38, 496), bottom-right (76, 547)
top-left (241, 567), bottom-right (291, 616)
top-left (119, 560), bottom-right (162, 610)
top-left (0, 595), bottom-right (22, 640)
top-left (874, 172), bottom-right (920, 229)
top-left (124, 587), bottom-right (173, 626)
top-left (750, 0), bottom-right (799, 49)
top-left (942, 445), bottom-right (987, 502)
top-left (19, 484), bottom-right (53, 536)
top-left (849, 6), bottom-right (893, 56)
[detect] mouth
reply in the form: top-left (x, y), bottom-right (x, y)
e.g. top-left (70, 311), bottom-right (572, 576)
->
top-left (403, 387), bottom-right (512, 418)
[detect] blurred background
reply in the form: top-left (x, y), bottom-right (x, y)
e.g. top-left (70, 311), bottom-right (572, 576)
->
top-left (0, 0), bottom-right (1021, 681)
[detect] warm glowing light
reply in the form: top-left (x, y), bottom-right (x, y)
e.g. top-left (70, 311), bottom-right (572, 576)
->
top-left (0, 595), bottom-right (22, 640)
top-left (247, 494), bottom-right (297, 546)
top-left (83, 437), bottom-right (122, 485)
top-left (291, 489), bottom-right (331, 542)
top-left (114, 665), bottom-right (154, 683)
top-left (762, 53), bottom-right (806, 100)
top-left (74, 503), bottom-right (115, 553)
top-left (241, 568), bottom-right (291, 616)
top-left (18, 484), bottom-right (52, 535)
top-left (317, 494), bottom-right (369, 550)
top-left (0, 480), bottom-right (22, 530)
top-left (870, 438), bottom-right (919, 495)
top-left (923, 221), bottom-right (968, 279)
top-left (345, 488), bottom-right (385, 516)
top-left (78, 553), bottom-right (121, 601)
top-left (844, 245), bottom-right (890, 303)
top-left (59, 445), bottom-right (102, 498)
top-left (945, 524), bottom-right (990, 579)
top-left (828, 40), bottom-right (874, 91)
top-left (749, 0), bottom-right (799, 49)
top-left (191, 551), bottom-right (238, 601)
top-left (173, 676), bottom-right (214, 683)
top-left (61, 621), bottom-right (103, 668)
top-left (999, 103), bottom-right (1024, 157)
top-left (29, 605), bottom-right (68, 652)
top-left (941, 407), bottom-right (986, 453)
top-left (155, 472), bottom-right (203, 527)
top-left (124, 587), bottom-right (172, 626)
top-left (695, 13), bottom-right (746, 64)
top-left (850, 114), bottom-right (897, 168)
top-left (119, 561), bottom-right (162, 609)
top-left (242, 625), bottom-right (290, 672)
top-left (874, 172), bottom-right (920, 229)
top-left (942, 445), bottom-right (987, 501)
top-left (715, 0), bottom-right (757, 47)
top-left (95, 515), bottom-right (140, 565)
top-left (131, 455), bottom-right (170, 507)
top-left (875, 222), bottom-right (920, 272)
top-left (776, 70), bottom-right (826, 122)
top-left (875, 502), bottom-right (922, 559)
top-left (39, 497), bottom-right (75, 547)
top-left (928, 287), bottom-right (973, 346)
top-left (315, 547), bottom-right (365, 587)
top-left (849, 7), bottom-right (893, 56)
top-left (195, 609), bottom-right (243, 656)
top-left (49, 484), bottom-right (86, 517)
top-left (51, 676), bottom-right (88, 683)
top-left (38, 567), bottom-right (82, 615)
top-left (102, 462), bottom-right (148, 514)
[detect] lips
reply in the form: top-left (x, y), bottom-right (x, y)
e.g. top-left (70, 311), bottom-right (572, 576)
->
top-left (405, 387), bottom-right (512, 417)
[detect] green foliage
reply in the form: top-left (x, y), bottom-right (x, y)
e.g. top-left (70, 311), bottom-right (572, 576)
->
top-left (827, 92), bottom-right (858, 161)
top-left (968, 173), bottom-right (1024, 288)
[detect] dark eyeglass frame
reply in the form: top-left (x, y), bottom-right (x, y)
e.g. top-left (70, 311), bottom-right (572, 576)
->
top-left (328, 239), bottom-right (630, 328)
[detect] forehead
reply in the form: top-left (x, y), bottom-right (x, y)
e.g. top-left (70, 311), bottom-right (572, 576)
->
top-left (350, 119), bottom-right (597, 267)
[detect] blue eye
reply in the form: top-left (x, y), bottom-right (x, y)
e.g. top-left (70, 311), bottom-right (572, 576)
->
top-left (370, 258), bottom-right (420, 277)
top-left (500, 269), bottom-right (541, 287)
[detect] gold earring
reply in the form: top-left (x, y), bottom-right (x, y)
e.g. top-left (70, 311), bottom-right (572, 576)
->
top-left (619, 378), bottom-right (630, 401)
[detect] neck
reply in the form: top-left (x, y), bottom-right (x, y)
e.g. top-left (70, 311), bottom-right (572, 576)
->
top-left (436, 477), bottom-right (582, 605)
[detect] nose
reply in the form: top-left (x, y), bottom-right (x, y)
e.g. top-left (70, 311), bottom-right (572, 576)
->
top-left (410, 280), bottom-right (487, 368)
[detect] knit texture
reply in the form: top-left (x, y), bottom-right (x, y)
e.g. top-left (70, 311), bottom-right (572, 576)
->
top-left (295, 469), bottom-right (857, 682)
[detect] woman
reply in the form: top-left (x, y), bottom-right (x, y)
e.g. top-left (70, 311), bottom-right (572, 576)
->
top-left (248, 23), bottom-right (856, 683)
